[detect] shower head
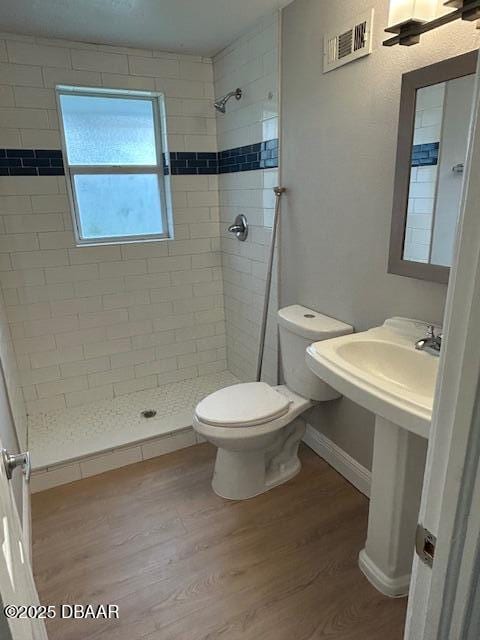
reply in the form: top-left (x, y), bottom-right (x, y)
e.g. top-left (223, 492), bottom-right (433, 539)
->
top-left (214, 88), bottom-right (242, 113)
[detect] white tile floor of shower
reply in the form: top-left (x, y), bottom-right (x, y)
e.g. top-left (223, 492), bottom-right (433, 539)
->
top-left (29, 370), bottom-right (240, 493)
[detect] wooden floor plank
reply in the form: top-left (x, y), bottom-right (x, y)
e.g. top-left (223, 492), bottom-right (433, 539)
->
top-left (32, 443), bottom-right (407, 640)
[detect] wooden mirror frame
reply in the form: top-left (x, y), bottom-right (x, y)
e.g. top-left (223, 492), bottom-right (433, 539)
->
top-left (388, 50), bottom-right (478, 284)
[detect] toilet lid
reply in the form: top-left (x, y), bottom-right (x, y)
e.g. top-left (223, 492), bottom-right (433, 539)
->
top-left (195, 382), bottom-right (291, 427)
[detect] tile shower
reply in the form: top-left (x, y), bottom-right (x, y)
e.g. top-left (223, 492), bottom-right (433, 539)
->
top-left (0, 14), bottom-right (279, 489)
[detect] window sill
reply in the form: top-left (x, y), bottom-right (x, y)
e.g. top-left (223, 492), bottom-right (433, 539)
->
top-left (74, 234), bottom-right (173, 248)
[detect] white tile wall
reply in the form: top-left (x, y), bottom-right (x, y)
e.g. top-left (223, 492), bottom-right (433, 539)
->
top-left (0, 15), bottom-right (280, 438)
top-left (214, 13), bottom-right (280, 384)
top-left (413, 83), bottom-right (445, 146)
top-left (214, 15), bottom-right (279, 151)
top-left (404, 83), bottom-right (445, 263)
top-left (0, 33), bottom-right (227, 414)
top-left (404, 166), bottom-right (436, 263)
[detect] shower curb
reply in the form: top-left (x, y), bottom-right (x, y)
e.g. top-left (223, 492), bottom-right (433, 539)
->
top-left (30, 427), bottom-right (202, 493)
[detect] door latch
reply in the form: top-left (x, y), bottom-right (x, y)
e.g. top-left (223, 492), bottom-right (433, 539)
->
top-left (1, 448), bottom-right (31, 482)
top-left (415, 523), bottom-right (436, 568)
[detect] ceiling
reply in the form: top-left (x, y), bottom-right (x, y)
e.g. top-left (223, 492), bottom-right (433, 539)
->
top-left (0, 0), bottom-right (292, 57)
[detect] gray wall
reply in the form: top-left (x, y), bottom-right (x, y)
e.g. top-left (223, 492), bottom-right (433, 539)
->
top-left (280, 0), bottom-right (480, 469)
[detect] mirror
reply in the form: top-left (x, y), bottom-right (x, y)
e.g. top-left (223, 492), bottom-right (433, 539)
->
top-left (388, 51), bottom-right (478, 283)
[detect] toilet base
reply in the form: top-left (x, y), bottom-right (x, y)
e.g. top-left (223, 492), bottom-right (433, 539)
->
top-left (212, 450), bottom-right (302, 500)
top-left (211, 419), bottom-right (305, 501)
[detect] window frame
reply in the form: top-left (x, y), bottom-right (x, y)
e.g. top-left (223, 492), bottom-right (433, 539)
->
top-left (56, 85), bottom-right (171, 246)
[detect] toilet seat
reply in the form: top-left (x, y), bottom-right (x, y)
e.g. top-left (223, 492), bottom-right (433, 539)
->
top-left (195, 382), bottom-right (291, 428)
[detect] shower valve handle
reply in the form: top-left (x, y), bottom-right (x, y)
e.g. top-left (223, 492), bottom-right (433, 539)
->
top-left (228, 214), bottom-right (248, 241)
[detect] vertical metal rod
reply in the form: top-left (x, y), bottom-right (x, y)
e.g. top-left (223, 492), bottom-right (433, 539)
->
top-left (256, 186), bottom-right (286, 382)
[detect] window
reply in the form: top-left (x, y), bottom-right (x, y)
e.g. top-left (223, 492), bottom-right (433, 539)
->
top-left (56, 86), bottom-right (171, 245)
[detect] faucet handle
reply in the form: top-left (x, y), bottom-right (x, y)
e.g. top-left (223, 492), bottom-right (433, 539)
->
top-left (415, 324), bottom-right (442, 355)
top-left (426, 324), bottom-right (436, 338)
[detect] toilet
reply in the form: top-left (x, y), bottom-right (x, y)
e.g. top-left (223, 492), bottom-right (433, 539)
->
top-left (193, 305), bottom-right (353, 500)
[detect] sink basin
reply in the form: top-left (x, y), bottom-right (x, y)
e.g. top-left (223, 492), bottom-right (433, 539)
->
top-left (335, 341), bottom-right (437, 399)
top-left (306, 317), bottom-right (439, 438)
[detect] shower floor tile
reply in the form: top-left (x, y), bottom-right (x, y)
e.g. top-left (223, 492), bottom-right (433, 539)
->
top-left (28, 370), bottom-right (240, 470)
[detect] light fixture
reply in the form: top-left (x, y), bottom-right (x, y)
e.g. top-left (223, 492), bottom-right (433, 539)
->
top-left (387, 0), bottom-right (438, 32)
top-left (384, 0), bottom-right (480, 46)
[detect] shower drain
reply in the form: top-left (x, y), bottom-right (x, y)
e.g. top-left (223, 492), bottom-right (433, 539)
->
top-left (141, 409), bottom-right (157, 419)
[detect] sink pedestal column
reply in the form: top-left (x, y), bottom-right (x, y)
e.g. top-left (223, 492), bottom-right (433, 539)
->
top-left (359, 416), bottom-right (428, 597)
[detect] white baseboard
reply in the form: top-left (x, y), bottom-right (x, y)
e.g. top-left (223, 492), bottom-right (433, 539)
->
top-left (303, 424), bottom-right (371, 498)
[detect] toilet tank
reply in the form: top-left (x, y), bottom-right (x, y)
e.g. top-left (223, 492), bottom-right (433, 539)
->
top-left (278, 305), bottom-right (353, 401)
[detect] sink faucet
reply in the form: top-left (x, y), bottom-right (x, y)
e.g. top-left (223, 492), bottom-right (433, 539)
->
top-left (415, 325), bottom-right (442, 357)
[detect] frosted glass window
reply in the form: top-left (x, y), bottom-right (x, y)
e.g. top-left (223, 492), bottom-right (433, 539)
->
top-left (59, 95), bottom-right (157, 166)
top-left (57, 86), bottom-right (170, 245)
top-left (74, 174), bottom-right (164, 238)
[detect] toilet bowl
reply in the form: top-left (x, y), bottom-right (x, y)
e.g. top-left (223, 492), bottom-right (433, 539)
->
top-left (193, 305), bottom-right (353, 500)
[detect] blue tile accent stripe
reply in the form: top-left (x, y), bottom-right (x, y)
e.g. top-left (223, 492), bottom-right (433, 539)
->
top-left (0, 149), bottom-right (64, 176)
top-left (0, 140), bottom-right (279, 177)
top-left (167, 151), bottom-right (219, 175)
top-left (218, 139), bottom-right (279, 174)
top-left (411, 142), bottom-right (439, 167)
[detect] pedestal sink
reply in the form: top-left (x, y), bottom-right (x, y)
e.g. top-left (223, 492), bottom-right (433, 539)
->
top-left (306, 317), bottom-right (439, 597)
